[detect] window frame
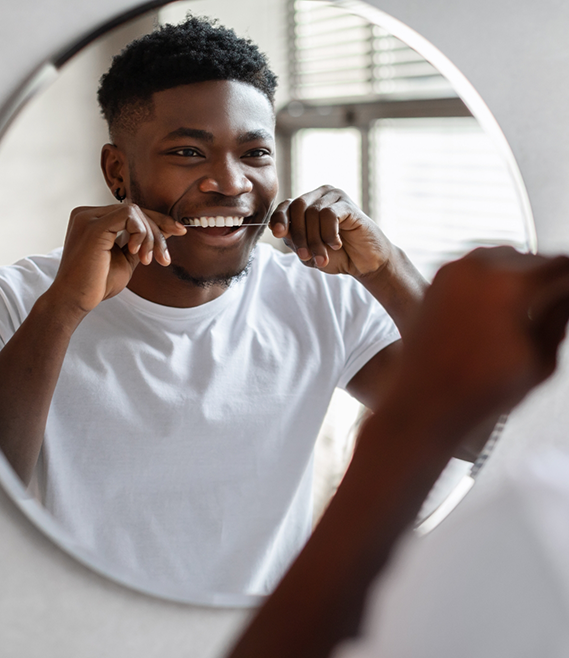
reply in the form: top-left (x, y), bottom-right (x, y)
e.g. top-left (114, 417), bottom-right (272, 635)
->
top-left (275, 96), bottom-right (473, 216)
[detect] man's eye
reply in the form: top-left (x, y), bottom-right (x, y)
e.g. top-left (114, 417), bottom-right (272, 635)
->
top-left (172, 148), bottom-right (202, 157)
top-left (245, 149), bottom-right (271, 158)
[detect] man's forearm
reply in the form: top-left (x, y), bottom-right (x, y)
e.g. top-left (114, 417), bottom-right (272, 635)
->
top-left (346, 245), bottom-right (428, 411)
top-left (0, 290), bottom-right (85, 484)
top-left (358, 244), bottom-right (428, 339)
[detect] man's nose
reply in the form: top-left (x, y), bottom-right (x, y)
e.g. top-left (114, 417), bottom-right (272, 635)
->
top-left (198, 157), bottom-right (254, 196)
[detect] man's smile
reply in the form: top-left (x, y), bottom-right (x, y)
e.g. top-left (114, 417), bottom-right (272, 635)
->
top-left (173, 213), bottom-right (266, 244)
top-left (181, 215), bottom-right (248, 227)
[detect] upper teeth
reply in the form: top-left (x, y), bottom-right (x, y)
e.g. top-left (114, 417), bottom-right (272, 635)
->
top-left (182, 216), bottom-right (245, 227)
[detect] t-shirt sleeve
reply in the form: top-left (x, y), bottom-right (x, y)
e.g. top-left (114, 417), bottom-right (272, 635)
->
top-left (0, 251), bottom-right (61, 347)
top-left (331, 274), bottom-right (400, 390)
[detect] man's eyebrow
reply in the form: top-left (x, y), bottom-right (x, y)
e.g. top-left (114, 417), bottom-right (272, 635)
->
top-left (237, 129), bottom-right (274, 145)
top-left (161, 127), bottom-right (274, 144)
top-left (162, 127), bottom-right (214, 142)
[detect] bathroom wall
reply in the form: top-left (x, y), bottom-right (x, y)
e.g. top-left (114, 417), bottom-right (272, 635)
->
top-left (0, 1), bottom-right (568, 655)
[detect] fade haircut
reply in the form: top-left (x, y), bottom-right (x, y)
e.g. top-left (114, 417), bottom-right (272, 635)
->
top-left (97, 15), bottom-right (278, 139)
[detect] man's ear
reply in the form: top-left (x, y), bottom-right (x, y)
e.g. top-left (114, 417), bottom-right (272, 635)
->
top-left (101, 143), bottom-right (129, 199)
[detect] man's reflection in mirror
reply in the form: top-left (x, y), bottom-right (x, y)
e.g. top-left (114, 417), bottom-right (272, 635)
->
top-left (0, 16), bottom-right (427, 594)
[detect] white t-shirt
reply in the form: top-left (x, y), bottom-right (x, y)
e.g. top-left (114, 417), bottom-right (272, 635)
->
top-left (0, 243), bottom-right (399, 597)
top-left (332, 449), bottom-right (569, 658)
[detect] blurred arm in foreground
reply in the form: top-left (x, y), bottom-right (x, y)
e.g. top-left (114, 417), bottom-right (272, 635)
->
top-left (228, 246), bottom-right (569, 658)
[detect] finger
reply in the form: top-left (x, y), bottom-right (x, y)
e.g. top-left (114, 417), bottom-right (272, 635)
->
top-left (123, 207), bottom-right (148, 256)
top-left (319, 205), bottom-right (343, 251)
top-left (304, 190), bottom-right (345, 254)
top-left (529, 289), bottom-right (569, 379)
top-left (90, 205), bottom-right (148, 254)
top-left (112, 240), bottom-right (141, 274)
top-left (288, 196), bottom-right (311, 261)
top-left (531, 254), bottom-right (569, 284)
top-left (297, 184), bottom-right (337, 206)
top-left (511, 255), bottom-right (569, 326)
top-left (73, 203), bottom-right (147, 236)
top-left (142, 207), bottom-right (187, 240)
top-left (269, 199), bottom-right (292, 238)
top-left (279, 186), bottom-right (342, 261)
top-left (70, 204), bottom-right (130, 220)
top-left (146, 214), bottom-right (172, 267)
top-left (508, 255), bottom-right (569, 377)
top-left (526, 264), bottom-right (569, 330)
top-left (305, 205), bottom-right (329, 268)
top-left (127, 205), bottom-right (154, 265)
top-left (465, 245), bottom-right (548, 271)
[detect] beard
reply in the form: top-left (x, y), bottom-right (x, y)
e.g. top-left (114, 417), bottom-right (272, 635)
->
top-left (170, 257), bottom-right (253, 289)
top-left (129, 174), bottom-right (261, 290)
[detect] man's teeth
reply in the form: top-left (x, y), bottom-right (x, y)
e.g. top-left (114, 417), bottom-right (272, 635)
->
top-left (183, 216), bottom-right (245, 227)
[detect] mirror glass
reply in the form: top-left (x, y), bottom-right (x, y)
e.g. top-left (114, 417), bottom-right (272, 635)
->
top-left (0, 0), bottom-right (534, 605)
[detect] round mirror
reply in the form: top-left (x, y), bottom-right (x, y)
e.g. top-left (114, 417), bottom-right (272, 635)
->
top-left (0, 0), bottom-right (535, 606)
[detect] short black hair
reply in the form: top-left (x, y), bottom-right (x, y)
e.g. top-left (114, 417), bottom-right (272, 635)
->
top-left (98, 15), bottom-right (278, 137)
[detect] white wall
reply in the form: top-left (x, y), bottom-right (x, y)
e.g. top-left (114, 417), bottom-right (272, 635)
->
top-left (0, 1), bottom-right (289, 266)
top-left (0, 0), bottom-right (568, 656)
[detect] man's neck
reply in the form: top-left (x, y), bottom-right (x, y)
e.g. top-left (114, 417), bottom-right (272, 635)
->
top-left (126, 260), bottom-right (230, 308)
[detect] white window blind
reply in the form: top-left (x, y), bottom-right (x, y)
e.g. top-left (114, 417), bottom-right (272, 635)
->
top-left (290, 0), bottom-right (455, 101)
top-left (373, 117), bottom-right (529, 279)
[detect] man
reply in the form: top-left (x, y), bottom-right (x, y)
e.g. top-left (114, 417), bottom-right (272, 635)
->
top-left (227, 246), bottom-right (569, 658)
top-left (0, 17), bottom-right (425, 595)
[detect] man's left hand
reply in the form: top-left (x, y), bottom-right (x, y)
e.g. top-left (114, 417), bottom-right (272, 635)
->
top-left (270, 185), bottom-right (393, 278)
top-left (271, 186), bottom-right (427, 341)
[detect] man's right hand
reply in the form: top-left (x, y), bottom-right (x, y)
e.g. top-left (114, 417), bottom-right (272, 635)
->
top-left (46, 203), bottom-right (187, 319)
top-left (394, 246), bottom-right (569, 435)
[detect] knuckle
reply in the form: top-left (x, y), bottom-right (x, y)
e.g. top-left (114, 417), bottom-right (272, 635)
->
top-left (307, 201), bottom-right (325, 214)
top-left (305, 207), bottom-right (321, 222)
top-left (70, 207), bottom-right (98, 226)
top-left (71, 206), bottom-right (90, 218)
top-left (320, 206), bottom-right (336, 220)
top-left (127, 206), bottom-right (140, 220)
top-left (289, 197), bottom-right (308, 213)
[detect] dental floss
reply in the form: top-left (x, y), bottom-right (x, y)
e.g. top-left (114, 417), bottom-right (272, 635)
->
top-left (184, 222), bottom-right (268, 227)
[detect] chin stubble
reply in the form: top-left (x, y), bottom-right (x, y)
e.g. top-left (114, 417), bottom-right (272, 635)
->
top-left (170, 257), bottom-right (253, 289)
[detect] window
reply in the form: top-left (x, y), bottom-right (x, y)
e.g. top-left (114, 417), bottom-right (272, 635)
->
top-left (282, 0), bottom-right (531, 518)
